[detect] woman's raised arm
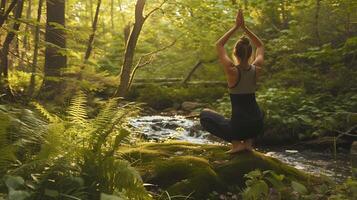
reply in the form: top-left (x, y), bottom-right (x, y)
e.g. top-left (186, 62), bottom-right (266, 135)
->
top-left (215, 10), bottom-right (243, 80)
top-left (242, 26), bottom-right (264, 67)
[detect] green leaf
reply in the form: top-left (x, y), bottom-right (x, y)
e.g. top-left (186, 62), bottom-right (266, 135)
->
top-left (8, 190), bottom-right (31, 200)
top-left (4, 176), bottom-right (25, 190)
top-left (243, 180), bottom-right (269, 200)
top-left (44, 189), bottom-right (60, 198)
top-left (100, 193), bottom-right (126, 200)
top-left (291, 181), bottom-right (308, 195)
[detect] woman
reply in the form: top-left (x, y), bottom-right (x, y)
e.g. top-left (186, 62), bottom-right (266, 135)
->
top-left (200, 9), bottom-right (264, 153)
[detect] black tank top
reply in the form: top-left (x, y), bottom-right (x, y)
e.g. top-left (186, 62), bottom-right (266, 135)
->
top-left (228, 65), bottom-right (263, 122)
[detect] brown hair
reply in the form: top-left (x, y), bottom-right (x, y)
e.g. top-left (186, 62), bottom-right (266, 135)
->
top-left (233, 36), bottom-right (252, 63)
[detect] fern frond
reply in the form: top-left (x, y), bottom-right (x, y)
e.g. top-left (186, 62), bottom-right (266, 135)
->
top-left (31, 102), bottom-right (60, 123)
top-left (67, 91), bottom-right (88, 126)
top-left (93, 98), bottom-right (119, 130)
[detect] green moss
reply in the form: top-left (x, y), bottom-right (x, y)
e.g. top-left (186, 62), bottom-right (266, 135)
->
top-left (216, 151), bottom-right (312, 188)
top-left (119, 141), bottom-right (321, 199)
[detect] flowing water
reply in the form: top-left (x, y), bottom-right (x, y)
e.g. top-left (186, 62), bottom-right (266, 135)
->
top-left (129, 115), bottom-right (352, 182)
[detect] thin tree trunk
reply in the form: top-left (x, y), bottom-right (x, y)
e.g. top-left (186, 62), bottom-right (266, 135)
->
top-left (244, 0), bottom-right (248, 10)
top-left (115, 0), bottom-right (146, 97)
top-left (182, 59), bottom-right (216, 85)
top-left (0, 0), bottom-right (17, 28)
top-left (281, 0), bottom-right (288, 29)
top-left (0, 0), bottom-right (6, 16)
top-left (315, 0), bottom-right (321, 46)
top-left (19, 0), bottom-right (32, 71)
top-left (28, 0), bottom-right (43, 97)
top-left (123, 23), bottom-right (130, 46)
top-left (84, 0), bottom-right (101, 61)
top-left (0, 0), bottom-right (24, 100)
top-left (182, 61), bottom-right (203, 85)
top-left (40, 0), bottom-right (66, 100)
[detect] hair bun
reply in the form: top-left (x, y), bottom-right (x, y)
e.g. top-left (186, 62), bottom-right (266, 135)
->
top-left (240, 36), bottom-right (250, 45)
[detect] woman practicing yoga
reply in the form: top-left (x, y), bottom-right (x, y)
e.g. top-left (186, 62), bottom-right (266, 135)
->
top-left (200, 9), bottom-right (264, 153)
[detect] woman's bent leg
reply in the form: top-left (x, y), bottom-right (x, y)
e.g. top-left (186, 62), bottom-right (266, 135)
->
top-left (199, 109), bottom-right (233, 142)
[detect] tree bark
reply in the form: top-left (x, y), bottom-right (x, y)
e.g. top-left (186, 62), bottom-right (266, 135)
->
top-left (0, 0), bottom-right (6, 16)
top-left (0, 0), bottom-right (17, 28)
top-left (123, 23), bottom-right (131, 46)
top-left (182, 61), bottom-right (203, 85)
top-left (28, 0), bottom-right (43, 97)
top-left (182, 59), bottom-right (216, 85)
top-left (280, 0), bottom-right (289, 29)
top-left (19, 0), bottom-right (32, 71)
top-left (84, 0), bottom-right (101, 61)
top-left (40, 0), bottom-right (66, 100)
top-left (115, 0), bottom-right (146, 97)
top-left (0, 0), bottom-right (24, 100)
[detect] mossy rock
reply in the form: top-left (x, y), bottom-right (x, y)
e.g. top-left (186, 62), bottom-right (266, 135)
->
top-left (120, 141), bottom-right (322, 199)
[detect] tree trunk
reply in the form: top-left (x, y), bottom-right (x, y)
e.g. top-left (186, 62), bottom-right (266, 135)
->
top-left (84, 0), bottom-right (101, 62)
top-left (244, 0), bottom-right (248, 10)
top-left (40, 0), bottom-right (66, 100)
top-left (315, 0), bottom-right (321, 46)
top-left (123, 23), bottom-right (131, 46)
top-left (28, 0), bottom-right (43, 97)
top-left (281, 0), bottom-right (288, 29)
top-left (182, 59), bottom-right (216, 85)
top-left (0, 0), bottom-right (24, 100)
top-left (182, 61), bottom-right (203, 85)
top-left (0, 0), bottom-right (6, 16)
top-left (115, 0), bottom-right (146, 97)
top-left (19, 0), bottom-right (32, 71)
top-left (0, 0), bottom-right (17, 28)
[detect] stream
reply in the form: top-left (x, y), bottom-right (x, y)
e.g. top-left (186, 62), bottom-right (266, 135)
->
top-left (129, 115), bottom-right (352, 183)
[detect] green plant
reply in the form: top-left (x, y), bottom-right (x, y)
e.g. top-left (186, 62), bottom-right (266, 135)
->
top-left (241, 169), bottom-right (308, 200)
top-left (128, 84), bottom-right (226, 110)
top-left (0, 92), bottom-right (151, 199)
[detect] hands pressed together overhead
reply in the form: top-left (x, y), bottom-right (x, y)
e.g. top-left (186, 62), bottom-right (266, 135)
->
top-left (235, 9), bottom-right (245, 29)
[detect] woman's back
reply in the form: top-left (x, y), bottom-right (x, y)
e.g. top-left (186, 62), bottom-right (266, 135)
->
top-left (229, 65), bottom-right (263, 122)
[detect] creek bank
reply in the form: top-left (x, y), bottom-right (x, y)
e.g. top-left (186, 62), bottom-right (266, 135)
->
top-left (136, 105), bottom-right (353, 151)
top-left (120, 141), bottom-right (327, 199)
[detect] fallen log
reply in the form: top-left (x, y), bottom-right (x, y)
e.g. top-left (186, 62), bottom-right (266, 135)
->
top-left (132, 81), bottom-right (227, 87)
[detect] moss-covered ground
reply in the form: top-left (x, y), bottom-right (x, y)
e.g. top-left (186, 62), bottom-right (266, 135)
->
top-left (119, 141), bottom-right (324, 199)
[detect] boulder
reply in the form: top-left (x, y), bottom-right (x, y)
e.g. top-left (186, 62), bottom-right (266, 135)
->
top-left (120, 141), bottom-right (325, 199)
top-left (181, 101), bottom-right (205, 111)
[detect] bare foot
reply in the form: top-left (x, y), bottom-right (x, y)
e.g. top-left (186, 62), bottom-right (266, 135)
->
top-left (226, 141), bottom-right (246, 154)
top-left (244, 139), bottom-right (254, 151)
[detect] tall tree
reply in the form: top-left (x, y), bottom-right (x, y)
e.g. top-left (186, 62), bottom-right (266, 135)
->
top-left (115, 0), bottom-right (166, 97)
top-left (19, 0), bottom-right (32, 71)
top-left (28, 0), bottom-right (44, 97)
top-left (40, 0), bottom-right (67, 99)
top-left (84, 0), bottom-right (101, 61)
top-left (0, 0), bottom-right (17, 28)
top-left (0, 0), bottom-right (24, 100)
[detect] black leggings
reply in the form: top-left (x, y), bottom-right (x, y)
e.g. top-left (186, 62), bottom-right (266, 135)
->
top-left (199, 109), bottom-right (263, 142)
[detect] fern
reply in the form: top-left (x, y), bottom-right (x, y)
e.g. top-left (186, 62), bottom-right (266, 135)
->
top-left (1, 93), bottom-right (149, 199)
top-left (67, 90), bottom-right (88, 126)
top-left (0, 105), bottom-right (47, 176)
top-left (31, 102), bottom-right (60, 123)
